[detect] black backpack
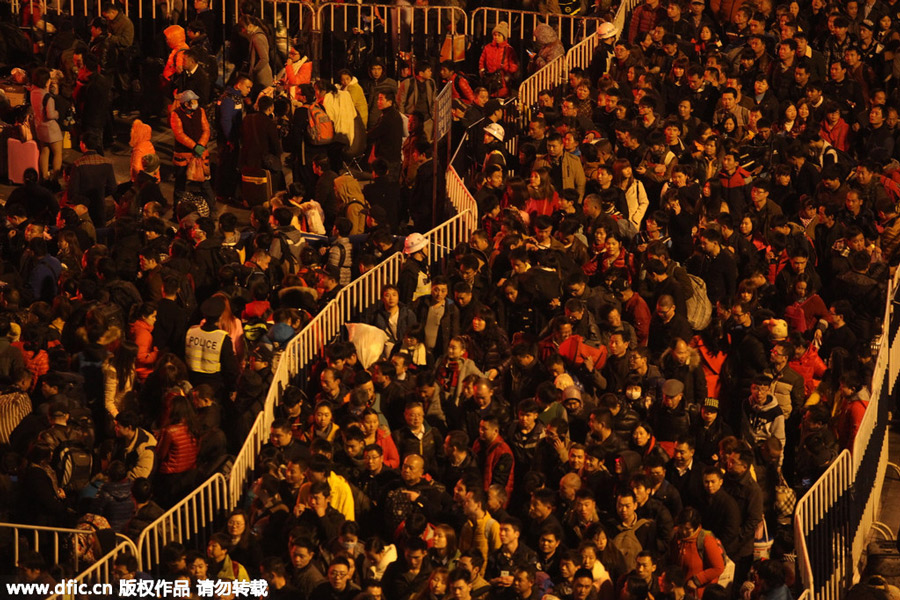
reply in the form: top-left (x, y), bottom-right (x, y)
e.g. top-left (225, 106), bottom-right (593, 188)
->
top-left (56, 441), bottom-right (93, 492)
top-left (274, 232), bottom-right (301, 276)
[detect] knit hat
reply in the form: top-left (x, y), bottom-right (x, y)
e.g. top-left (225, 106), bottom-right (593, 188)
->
top-left (492, 21), bottom-right (510, 39)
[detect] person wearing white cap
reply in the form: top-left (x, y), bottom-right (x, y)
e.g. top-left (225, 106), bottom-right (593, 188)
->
top-left (169, 89), bottom-right (211, 196)
top-left (398, 233), bottom-right (431, 304)
top-left (478, 21), bottom-right (519, 98)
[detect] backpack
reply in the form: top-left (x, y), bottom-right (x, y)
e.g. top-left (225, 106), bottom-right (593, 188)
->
top-left (612, 518), bottom-right (650, 572)
top-left (696, 529), bottom-right (735, 590)
top-left (307, 103), bottom-right (334, 145)
top-left (257, 22), bottom-right (284, 76)
top-left (55, 439), bottom-right (93, 492)
top-left (274, 232), bottom-right (302, 276)
top-left (162, 267), bottom-right (197, 316)
top-left (685, 274), bottom-right (713, 331)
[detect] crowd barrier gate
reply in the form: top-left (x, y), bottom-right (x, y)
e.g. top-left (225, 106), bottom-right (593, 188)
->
top-left (794, 267), bottom-right (900, 597)
top-left (45, 537), bottom-right (140, 600)
top-left (135, 473), bottom-right (229, 575)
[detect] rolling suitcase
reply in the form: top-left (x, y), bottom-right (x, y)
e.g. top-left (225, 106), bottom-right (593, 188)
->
top-left (241, 167), bottom-right (272, 207)
top-left (7, 138), bottom-right (39, 184)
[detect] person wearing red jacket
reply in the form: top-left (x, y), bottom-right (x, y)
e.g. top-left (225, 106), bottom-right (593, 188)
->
top-left (155, 395), bottom-right (201, 508)
top-left (472, 416), bottom-right (515, 503)
top-left (478, 22), bottom-right (519, 98)
top-left (671, 508), bottom-right (726, 597)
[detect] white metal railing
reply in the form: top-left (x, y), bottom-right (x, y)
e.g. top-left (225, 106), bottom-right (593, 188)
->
top-left (794, 267), bottom-right (897, 598)
top-left (516, 0), bottom-right (633, 123)
top-left (0, 523), bottom-right (135, 575)
top-left (317, 3), bottom-right (467, 38)
top-left (517, 54), bottom-right (567, 120)
top-left (136, 473), bottom-right (228, 572)
top-left (470, 7), bottom-right (605, 48)
top-left (227, 167), bottom-right (478, 510)
top-left (793, 449), bottom-right (854, 600)
top-left (45, 537), bottom-right (140, 600)
top-left (261, 0), bottom-right (316, 34)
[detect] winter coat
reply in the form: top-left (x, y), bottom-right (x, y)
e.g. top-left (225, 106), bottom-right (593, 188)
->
top-left (340, 76), bottom-right (369, 126)
top-left (478, 40), bottom-right (519, 97)
top-left (533, 152), bottom-right (587, 200)
top-left (91, 479), bottom-right (136, 533)
top-left (156, 423), bottom-right (199, 474)
top-left (102, 360), bottom-right (135, 419)
top-left (163, 26), bottom-right (188, 81)
top-left (130, 319), bottom-right (158, 381)
top-left (169, 105), bottom-right (210, 171)
top-left (660, 347), bottom-right (708, 407)
top-left (741, 395), bottom-right (786, 450)
top-left (129, 120), bottom-right (156, 182)
top-left (462, 328), bottom-right (512, 378)
top-left (322, 90), bottom-right (357, 146)
top-left (671, 529), bottom-right (725, 592)
top-left (369, 305), bottom-right (418, 344)
top-left (530, 24), bottom-right (565, 73)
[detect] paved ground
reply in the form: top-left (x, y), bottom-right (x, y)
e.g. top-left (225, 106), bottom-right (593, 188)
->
top-left (0, 114), bottom-right (252, 225)
top-left (865, 426), bottom-right (900, 585)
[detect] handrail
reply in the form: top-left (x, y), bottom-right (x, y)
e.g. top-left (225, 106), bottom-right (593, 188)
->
top-left (470, 7), bottom-right (605, 48)
top-left (135, 473), bottom-right (228, 573)
top-left (317, 2), bottom-right (468, 36)
top-left (0, 522), bottom-right (130, 575)
top-left (45, 537), bottom-right (140, 600)
top-left (225, 168), bottom-right (478, 511)
top-left (793, 449), bottom-right (853, 599)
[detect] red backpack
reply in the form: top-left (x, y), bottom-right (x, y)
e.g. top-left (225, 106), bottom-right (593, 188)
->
top-left (307, 103), bottom-right (334, 145)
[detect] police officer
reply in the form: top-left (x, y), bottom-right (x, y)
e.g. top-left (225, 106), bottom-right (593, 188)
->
top-left (215, 73), bottom-right (252, 204)
top-left (185, 296), bottom-right (239, 394)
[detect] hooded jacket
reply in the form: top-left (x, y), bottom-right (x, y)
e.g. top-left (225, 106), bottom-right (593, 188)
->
top-left (340, 76), bottom-right (368, 126)
top-left (163, 26), bottom-right (188, 81)
top-left (129, 120), bottom-right (155, 182)
top-left (741, 394), bottom-right (786, 450)
top-left (531, 24), bottom-right (565, 73)
top-left (322, 89), bottom-right (357, 146)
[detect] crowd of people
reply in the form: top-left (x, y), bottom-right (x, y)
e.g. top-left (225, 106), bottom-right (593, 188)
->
top-left (1, 0), bottom-right (898, 598)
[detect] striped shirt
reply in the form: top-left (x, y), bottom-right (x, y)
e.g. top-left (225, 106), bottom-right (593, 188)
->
top-left (0, 390), bottom-right (31, 445)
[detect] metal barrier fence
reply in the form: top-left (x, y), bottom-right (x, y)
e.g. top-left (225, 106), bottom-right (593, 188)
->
top-left (225, 169), bottom-right (477, 510)
top-left (470, 7), bottom-right (605, 50)
top-left (135, 473), bottom-right (229, 574)
top-left (0, 523), bottom-right (137, 576)
top-left (516, 0), bottom-right (634, 123)
top-left (45, 537), bottom-right (140, 600)
top-left (794, 267), bottom-right (899, 598)
top-left (793, 449), bottom-right (854, 600)
top-left (316, 3), bottom-right (467, 77)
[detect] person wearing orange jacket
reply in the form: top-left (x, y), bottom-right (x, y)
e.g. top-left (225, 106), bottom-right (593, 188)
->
top-left (169, 90), bottom-right (212, 203)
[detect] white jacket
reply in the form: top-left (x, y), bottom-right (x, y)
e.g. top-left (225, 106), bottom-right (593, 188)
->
top-left (323, 89), bottom-right (357, 146)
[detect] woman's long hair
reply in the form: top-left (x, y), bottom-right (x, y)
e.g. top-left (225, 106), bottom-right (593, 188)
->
top-left (167, 393), bottom-right (203, 439)
top-left (612, 158), bottom-right (634, 189)
top-left (529, 166), bottom-right (555, 201)
top-left (110, 342), bottom-right (138, 391)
